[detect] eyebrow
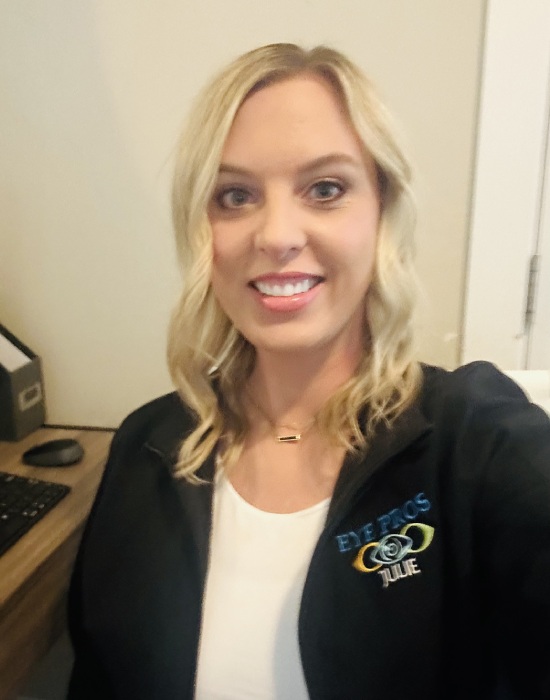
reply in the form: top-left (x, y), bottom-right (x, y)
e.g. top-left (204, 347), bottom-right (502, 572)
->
top-left (217, 153), bottom-right (363, 177)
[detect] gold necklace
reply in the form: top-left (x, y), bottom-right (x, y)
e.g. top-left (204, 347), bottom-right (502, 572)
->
top-left (246, 392), bottom-right (316, 443)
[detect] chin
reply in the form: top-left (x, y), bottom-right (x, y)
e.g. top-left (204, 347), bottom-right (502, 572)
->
top-left (242, 329), bottom-right (315, 354)
top-left (245, 328), bottom-right (350, 358)
top-left (236, 312), bottom-right (366, 359)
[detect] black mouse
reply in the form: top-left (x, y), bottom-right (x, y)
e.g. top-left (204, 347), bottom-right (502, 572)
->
top-left (22, 438), bottom-right (84, 467)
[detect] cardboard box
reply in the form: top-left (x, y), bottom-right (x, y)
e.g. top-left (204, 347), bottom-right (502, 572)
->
top-left (0, 324), bottom-right (46, 441)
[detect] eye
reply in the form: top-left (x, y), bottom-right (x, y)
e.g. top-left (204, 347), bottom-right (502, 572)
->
top-left (215, 187), bottom-right (253, 210)
top-left (307, 179), bottom-right (345, 203)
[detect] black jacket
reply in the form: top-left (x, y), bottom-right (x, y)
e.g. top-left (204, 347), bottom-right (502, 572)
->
top-left (67, 362), bottom-right (550, 699)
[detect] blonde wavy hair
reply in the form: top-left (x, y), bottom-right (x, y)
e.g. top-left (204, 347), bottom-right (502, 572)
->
top-left (168, 43), bottom-right (422, 480)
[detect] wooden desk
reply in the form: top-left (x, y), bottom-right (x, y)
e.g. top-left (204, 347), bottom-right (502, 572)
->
top-left (0, 427), bottom-right (113, 700)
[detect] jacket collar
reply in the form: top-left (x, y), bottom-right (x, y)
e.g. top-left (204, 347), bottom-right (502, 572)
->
top-left (144, 393), bottom-right (215, 481)
top-left (144, 394), bottom-right (215, 580)
top-left (143, 381), bottom-right (433, 498)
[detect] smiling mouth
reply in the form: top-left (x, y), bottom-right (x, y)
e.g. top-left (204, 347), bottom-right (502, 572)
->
top-left (252, 277), bottom-right (322, 297)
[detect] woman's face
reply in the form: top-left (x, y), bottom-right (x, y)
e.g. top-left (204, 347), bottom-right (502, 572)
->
top-left (208, 73), bottom-right (380, 361)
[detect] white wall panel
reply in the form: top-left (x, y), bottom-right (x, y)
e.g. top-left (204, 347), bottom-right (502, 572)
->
top-left (462, 0), bottom-right (550, 370)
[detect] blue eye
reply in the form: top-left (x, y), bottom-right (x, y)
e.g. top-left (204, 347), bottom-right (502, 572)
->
top-left (215, 187), bottom-right (252, 210)
top-left (309, 180), bottom-right (345, 202)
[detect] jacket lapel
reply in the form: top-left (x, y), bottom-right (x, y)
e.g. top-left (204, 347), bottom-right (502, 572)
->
top-left (327, 402), bottom-right (432, 526)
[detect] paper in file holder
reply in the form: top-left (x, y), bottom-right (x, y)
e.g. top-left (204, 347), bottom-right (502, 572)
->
top-left (0, 324), bottom-right (45, 440)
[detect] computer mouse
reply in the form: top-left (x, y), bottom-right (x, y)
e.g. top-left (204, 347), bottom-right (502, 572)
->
top-left (22, 438), bottom-right (84, 467)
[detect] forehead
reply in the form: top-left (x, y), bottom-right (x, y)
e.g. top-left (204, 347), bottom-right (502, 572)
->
top-left (220, 73), bottom-right (365, 169)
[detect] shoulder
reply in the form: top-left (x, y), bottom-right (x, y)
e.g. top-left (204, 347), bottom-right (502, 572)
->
top-left (420, 360), bottom-right (548, 428)
top-left (110, 391), bottom-right (196, 463)
top-left (419, 361), bottom-right (550, 465)
top-left (75, 393), bottom-right (198, 557)
top-left (419, 360), bottom-right (550, 481)
top-left (421, 360), bottom-right (528, 410)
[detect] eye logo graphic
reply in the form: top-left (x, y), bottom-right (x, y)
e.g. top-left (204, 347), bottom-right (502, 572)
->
top-left (370, 534), bottom-right (412, 565)
top-left (352, 523), bottom-right (434, 588)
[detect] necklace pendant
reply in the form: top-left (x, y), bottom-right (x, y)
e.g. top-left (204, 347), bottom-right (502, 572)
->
top-left (277, 433), bottom-right (301, 443)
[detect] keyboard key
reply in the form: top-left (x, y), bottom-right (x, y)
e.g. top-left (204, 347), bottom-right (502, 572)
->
top-left (0, 472), bottom-right (71, 556)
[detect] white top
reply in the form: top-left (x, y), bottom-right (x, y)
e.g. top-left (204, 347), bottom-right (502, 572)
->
top-left (194, 472), bottom-right (330, 700)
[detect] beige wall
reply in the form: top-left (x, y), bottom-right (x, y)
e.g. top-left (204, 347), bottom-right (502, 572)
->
top-left (0, 1), bottom-right (486, 427)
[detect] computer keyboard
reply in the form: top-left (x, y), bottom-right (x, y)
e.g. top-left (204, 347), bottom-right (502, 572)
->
top-left (0, 471), bottom-right (71, 556)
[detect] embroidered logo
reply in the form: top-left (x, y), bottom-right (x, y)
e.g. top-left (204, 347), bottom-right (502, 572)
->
top-left (334, 492), bottom-right (435, 589)
top-left (352, 522), bottom-right (434, 588)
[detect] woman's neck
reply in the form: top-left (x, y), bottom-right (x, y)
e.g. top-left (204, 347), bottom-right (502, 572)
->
top-left (247, 344), bottom-right (362, 423)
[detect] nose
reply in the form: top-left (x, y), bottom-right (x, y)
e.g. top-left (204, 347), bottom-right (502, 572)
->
top-left (254, 189), bottom-right (307, 261)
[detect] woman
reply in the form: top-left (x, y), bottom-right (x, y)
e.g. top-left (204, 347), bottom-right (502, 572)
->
top-left (68, 44), bottom-right (550, 699)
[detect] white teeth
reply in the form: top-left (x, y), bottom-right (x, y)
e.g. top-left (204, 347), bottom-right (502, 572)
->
top-left (255, 278), bottom-right (317, 297)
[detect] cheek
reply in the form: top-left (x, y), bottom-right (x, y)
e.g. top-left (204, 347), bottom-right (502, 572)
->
top-left (210, 222), bottom-right (249, 269)
top-left (209, 228), bottom-right (246, 302)
top-left (210, 231), bottom-right (233, 271)
top-left (337, 208), bottom-right (379, 262)
top-left (210, 227), bottom-right (224, 264)
top-left (209, 232), bottom-right (227, 293)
